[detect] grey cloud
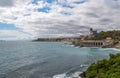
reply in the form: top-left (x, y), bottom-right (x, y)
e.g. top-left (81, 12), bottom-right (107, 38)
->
top-left (27, 0), bottom-right (120, 38)
top-left (99, 18), bottom-right (113, 25)
top-left (105, 0), bottom-right (120, 9)
top-left (44, 20), bottom-right (90, 35)
top-left (100, 18), bottom-right (113, 22)
top-left (0, 0), bottom-right (14, 7)
top-left (0, 0), bottom-right (120, 39)
top-left (85, 13), bottom-right (99, 18)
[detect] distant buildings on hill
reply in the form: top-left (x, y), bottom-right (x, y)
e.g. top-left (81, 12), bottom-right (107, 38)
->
top-left (34, 28), bottom-right (119, 48)
top-left (89, 28), bottom-right (98, 38)
top-left (80, 28), bottom-right (98, 40)
top-left (75, 28), bottom-right (116, 47)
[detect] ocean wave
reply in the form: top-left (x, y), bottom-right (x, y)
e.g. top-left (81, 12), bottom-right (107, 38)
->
top-left (109, 48), bottom-right (120, 51)
top-left (99, 48), bottom-right (120, 51)
top-left (53, 64), bottom-right (88, 78)
top-left (53, 71), bottom-right (82, 78)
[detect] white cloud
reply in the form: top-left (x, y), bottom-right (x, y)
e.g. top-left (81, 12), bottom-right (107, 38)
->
top-left (0, 0), bottom-right (120, 40)
top-left (0, 30), bottom-right (31, 40)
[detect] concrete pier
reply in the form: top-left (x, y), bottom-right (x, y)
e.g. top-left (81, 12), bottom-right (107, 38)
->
top-left (77, 40), bottom-right (105, 47)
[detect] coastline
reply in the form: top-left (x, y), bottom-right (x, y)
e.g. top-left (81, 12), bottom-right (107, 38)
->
top-left (32, 40), bottom-right (120, 78)
top-left (79, 46), bottom-right (120, 78)
top-left (2, 42), bottom-right (119, 78)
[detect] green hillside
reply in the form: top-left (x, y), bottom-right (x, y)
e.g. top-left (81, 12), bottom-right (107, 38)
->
top-left (93, 30), bottom-right (120, 40)
top-left (86, 53), bottom-right (120, 78)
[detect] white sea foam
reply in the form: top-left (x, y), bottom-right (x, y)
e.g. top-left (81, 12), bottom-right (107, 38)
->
top-left (80, 64), bottom-right (88, 67)
top-left (75, 46), bottom-right (80, 48)
top-left (53, 71), bottom-right (82, 78)
top-left (110, 48), bottom-right (120, 51)
top-left (99, 48), bottom-right (120, 51)
top-left (53, 73), bottom-right (66, 78)
top-left (70, 45), bottom-right (74, 47)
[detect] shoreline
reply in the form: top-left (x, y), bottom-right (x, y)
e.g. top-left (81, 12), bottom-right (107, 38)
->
top-left (78, 47), bottom-right (120, 78)
top-left (32, 41), bottom-right (120, 78)
top-left (33, 39), bottom-right (120, 49)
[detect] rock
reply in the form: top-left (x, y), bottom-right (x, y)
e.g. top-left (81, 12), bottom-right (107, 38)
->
top-left (79, 71), bottom-right (86, 78)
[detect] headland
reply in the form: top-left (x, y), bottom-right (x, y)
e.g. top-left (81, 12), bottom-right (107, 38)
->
top-left (33, 37), bottom-right (79, 42)
top-left (34, 28), bottom-right (120, 48)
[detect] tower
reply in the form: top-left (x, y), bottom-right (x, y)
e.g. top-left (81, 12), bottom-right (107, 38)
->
top-left (88, 28), bottom-right (98, 38)
top-left (89, 28), bottom-right (94, 36)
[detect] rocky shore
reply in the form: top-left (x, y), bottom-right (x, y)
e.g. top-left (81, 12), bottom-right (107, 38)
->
top-left (79, 71), bottom-right (86, 78)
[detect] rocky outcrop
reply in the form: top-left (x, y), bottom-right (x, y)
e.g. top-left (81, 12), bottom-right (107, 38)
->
top-left (79, 71), bottom-right (86, 78)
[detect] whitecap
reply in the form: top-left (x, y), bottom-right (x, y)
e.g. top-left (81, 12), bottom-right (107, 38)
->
top-left (99, 48), bottom-right (120, 51)
top-left (53, 71), bottom-right (82, 78)
top-left (53, 73), bottom-right (66, 78)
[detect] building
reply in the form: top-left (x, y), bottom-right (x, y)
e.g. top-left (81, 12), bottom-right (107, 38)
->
top-left (80, 28), bottom-right (98, 40)
top-left (76, 28), bottom-right (114, 47)
top-left (88, 28), bottom-right (98, 38)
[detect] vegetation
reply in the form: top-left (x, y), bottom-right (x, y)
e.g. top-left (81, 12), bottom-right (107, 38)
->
top-left (86, 53), bottom-right (120, 78)
top-left (93, 30), bottom-right (120, 41)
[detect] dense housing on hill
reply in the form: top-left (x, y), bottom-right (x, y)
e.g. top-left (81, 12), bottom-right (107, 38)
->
top-left (35, 28), bottom-right (120, 48)
top-left (80, 28), bottom-right (120, 41)
top-left (79, 29), bottom-right (120, 78)
top-left (93, 30), bottom-right (120, 41)
top-left (73, 28), bottom-right (119, 48)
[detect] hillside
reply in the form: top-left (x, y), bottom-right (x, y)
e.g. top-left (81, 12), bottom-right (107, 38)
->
top-left (86, 53), bottom-right (120, 78)
top-left (92, 30), bottom-right (120, 40)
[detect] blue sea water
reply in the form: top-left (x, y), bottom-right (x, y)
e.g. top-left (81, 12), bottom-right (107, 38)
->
top-left (0, 41), bottom-right (119, 78)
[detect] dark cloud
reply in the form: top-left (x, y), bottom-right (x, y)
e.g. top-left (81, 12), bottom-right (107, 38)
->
top-left (85, 13), bottom-right (99, 18)
top-left (0, 0), bottom-right (120, 39)
top-left (74, 0), bottom-right (87, 4)
top-left (45, 22), bottom-right (90, 35)
top-left (100, 18), bottom-right (113, 22)
top-left (105, 0), bottom-right (120, 9)
top-left (0, 0), bottom-right (14, 7)
top-left (99, 18), bottom-right (113, 25)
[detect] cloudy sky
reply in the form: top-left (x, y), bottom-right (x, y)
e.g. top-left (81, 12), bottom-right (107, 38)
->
top-left (0, 0), bottom-right (120, 40)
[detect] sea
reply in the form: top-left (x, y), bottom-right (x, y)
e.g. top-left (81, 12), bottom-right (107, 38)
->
top-left (0, 41), bottom-right (119, 78)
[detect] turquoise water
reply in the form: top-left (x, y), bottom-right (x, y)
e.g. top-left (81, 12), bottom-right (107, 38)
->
top-left (0, 41), bottom-right (119, 78)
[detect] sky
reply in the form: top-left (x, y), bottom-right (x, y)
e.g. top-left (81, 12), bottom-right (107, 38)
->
top-left (0, 0), bottom-right (120, 40)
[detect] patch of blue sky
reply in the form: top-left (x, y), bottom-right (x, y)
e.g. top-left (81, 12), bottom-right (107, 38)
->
top-left (56, 0), bottom-right (74, 9)
top-left (32, 0), bottom-right (40, 5)
top-left (37, 7), bottom-right (51, 13)
top-left (0, 23), bottom-right (31, 35)
top-left (32, 0), bottom-right (74, 8)
top-left (0, 23), bottom-right (18, 30)
top-left (62, 4), bottom-right (74, 9)
top-left (32, 0), bottom-right (57, 4)
top-left (44, 0), bottom-right (57, 3)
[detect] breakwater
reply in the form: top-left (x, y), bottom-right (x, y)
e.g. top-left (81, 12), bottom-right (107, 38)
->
top-left (73, 40), bottom-right (106, 47)
top-left (73, 39), bottom-right (116, 48)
